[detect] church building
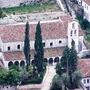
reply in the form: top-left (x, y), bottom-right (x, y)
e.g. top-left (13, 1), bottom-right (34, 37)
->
top-left (0, 14), bottom-right (84, 68)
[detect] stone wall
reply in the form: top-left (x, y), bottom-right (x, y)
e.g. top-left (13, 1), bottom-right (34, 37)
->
top-left (17, 84), bottom-right (42, 90)
top-left (0, 86), bottom-right (17, 90)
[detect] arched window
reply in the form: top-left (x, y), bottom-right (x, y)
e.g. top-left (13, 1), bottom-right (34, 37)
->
top-left (14, 61), bottom-right (19, 66)
top-left (49, 58), bottom-right (53, 64)
top-left (59, 40), bottom-right (62, 44)
top-left (72, 23), bottom-right (75, 28)
top-left (20, 61), bottom-right (25, 67)
top-left (74, 30), bottom-right (76, 35)
top-left (17, 45), bottom-right (20, 49)
top-left (54, 57), bottom-right (59, 63)
top-left (8, 61), bottom-right (13, 67)
top-left (50, 42), bottom-right (53, 46)
top-left (8, 46), bottom-right (10, 51)
top-left (31, 60), bottom-right (36, 65)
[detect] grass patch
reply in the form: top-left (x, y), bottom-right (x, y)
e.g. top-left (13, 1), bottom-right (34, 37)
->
top-left (3, 3), bottom-right (59, 15)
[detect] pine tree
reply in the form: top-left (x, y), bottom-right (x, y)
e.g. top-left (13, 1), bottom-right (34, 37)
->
top-left (34, 21), bottom-right (44, 73)
top-left (24, 22), bottom-right (30, 71)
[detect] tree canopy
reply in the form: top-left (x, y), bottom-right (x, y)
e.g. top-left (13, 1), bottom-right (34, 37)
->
top-left (34, 21), bottom-right (44, 73)
top-left (24, 22), bottom-right (30, 71)
top-left (55, 40), bottom-right (81, 89)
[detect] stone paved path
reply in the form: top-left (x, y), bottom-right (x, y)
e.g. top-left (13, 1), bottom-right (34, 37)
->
top-left (41, 65), bottom-right (56, 90)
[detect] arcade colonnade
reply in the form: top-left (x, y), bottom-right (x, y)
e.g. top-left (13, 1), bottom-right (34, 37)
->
top-left (8, 56), bottom-right (61, 68)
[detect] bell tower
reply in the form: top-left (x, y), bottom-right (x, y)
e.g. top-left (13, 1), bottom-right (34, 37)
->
top-left (67, 20), bottom-right (79, 52)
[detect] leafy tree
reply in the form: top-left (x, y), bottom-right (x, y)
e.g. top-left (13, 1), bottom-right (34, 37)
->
top-left (24, 22), bottom-right (30, 71)
top-left (80, 19), bottom-right (90, 30)
top-left (0, 68), bottom-right (8, 85)
top-left (60, 40), bottom-right (77, 73)
top-left (34, 21), bottom-right (44, 73)
top-left (72, 70), bottom-right (83, 88)
top-left (55, 40), bottom-right (80, 89)
top-left (6, 69), bottom-right (20, 86)
top-left (0, 68), bottom-right (20, 86)
top-left (56, 63), bottom-right (66, 76)
top-left (9, 64), bottom-right (20, 71)
top-left (28, 65), bottom-right (33, 77)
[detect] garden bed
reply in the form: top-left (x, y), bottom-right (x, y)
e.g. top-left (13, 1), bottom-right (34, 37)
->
top-left (21, 70), bottom-right (46, 85)
top-left (3, 3), bottom-right (60, 15)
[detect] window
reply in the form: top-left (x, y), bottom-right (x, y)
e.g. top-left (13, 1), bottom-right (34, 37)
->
top-left (8, 46), bottom-right (10, 51)
top-left (84, 79), bottom-right (86, 84)
top-left (17, 45), bottom-right (20, 49)
top-left (72, 23), bottom-right (75, 28)
top-left (43, 42), bottom-right (45, 47)
top-left (87, 79), bottom-right (89, 83)
top-left (70, 30), bottom-right (72, 36)
top-left (86, 86), bottom-right (89, 90)
top-left (50, 42), bottom-right (53, 46)
top-left (59, 40), bottom-right (62, 43)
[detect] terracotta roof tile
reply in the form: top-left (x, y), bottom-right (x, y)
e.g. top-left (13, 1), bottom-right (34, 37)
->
top-left (0, 17), bottom-right (83, 43)
top-left (4, 51), bottom-right (24, 61)
top-left (83, 0), bottom-right (90, 5)
top-left (78, 59), bottom-right (90, 77)
top-left (3, 47), bottom-right (64, 61)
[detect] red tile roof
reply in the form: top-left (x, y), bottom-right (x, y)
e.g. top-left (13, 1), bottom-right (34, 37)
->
top-left (78, 59), bottom-right (90, 77)
top-left (0, 16), bottom-right (83, 43)
top-left (3, 47), bottom-right (64, 61)
top-left (4, 51), bottom-right (24, 61)
top-left (83, 0), bottom-right (90, 5)
top-left (44, 47), bottom-right (64, 58)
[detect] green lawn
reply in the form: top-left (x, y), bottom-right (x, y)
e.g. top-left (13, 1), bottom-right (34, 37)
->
top-left (3, 3), bottom-right (60, 15)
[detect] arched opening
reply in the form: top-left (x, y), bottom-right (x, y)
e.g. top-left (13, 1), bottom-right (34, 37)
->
top-left (14, 61), bottom-right (19, 66)
top-left (49, 58), bottom-right (53, 64)
top-left (20, 61), bottom-right (25, 67)
top-left (8, 61), bottom-right (13, 67)
top-left (44, 58), bottom-right (48, 63)
top-left (54, 57), bottom-right (59, 63)
top-left (31, 60), bottom-right (36, 65)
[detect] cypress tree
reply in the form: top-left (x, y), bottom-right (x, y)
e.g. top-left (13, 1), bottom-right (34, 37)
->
top-left (34, 21), bottom-right (44, 73)
top-left (24, 22), bottom-right (30, 71)
top-left (61, 46), bottom-right (70, 71)
top-left (69, 40), bottom-right (78, 72)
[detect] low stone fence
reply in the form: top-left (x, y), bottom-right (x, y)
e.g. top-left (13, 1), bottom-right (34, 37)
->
top-left (17, 84), bottom-right (42, 90)
top-left (78, 49), bottom-right (90, 58)
top-left (0, 86), bottom-right (17, 90)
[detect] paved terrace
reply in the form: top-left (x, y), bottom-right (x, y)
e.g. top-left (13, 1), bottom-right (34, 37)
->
top-left (0, 11), bottom-right (66, 25)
